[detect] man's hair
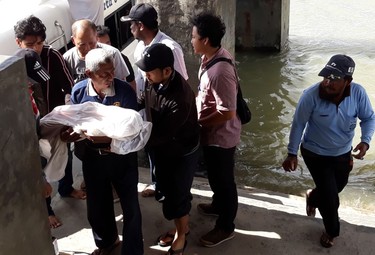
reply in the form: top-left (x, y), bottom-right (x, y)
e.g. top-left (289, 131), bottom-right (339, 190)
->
top-left (14, 15), bottom-right (47, 41)
top-left (190, 12), bottom-right (226, 48)
top-left (96, 25), bottom-right (111, 37)
top-left (85, 48), bottom-right (113, 73)
top-left (72, 19), bottom-right (97, 38)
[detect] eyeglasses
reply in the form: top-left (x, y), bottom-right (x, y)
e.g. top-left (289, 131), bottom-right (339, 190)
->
top-left (325, 74), bottom-right (342, 81)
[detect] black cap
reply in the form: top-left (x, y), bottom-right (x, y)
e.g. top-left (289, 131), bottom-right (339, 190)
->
top-left (318, 54), bottom-right (355, 78)
top-left (120, 3), bottom-right (157, 24)
top-left (15, 48), bottom-right (50, 83)
top-left (135, 43), bottom-right (174, 72)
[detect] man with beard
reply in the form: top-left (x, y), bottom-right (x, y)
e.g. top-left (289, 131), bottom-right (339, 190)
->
top-left (282, 54), bottom-right (375, 248)
top-left (136, 43), bottom-right (200, 254)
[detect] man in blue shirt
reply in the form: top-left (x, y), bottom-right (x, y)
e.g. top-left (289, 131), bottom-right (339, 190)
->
top-left (282, 55), bottom-right (375, 248)
top-left (70, 48), bottom-right (143, 255)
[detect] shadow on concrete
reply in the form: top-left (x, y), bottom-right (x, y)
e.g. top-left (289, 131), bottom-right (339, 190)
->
top-left (51, 167), bottom-right (375, 255)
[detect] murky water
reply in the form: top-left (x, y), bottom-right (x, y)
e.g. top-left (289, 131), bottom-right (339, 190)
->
top-left (236, 0), bottom-right (375, 210)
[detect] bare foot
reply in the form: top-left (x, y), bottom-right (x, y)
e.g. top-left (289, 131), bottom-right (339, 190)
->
top-left (48, 215), bottom-right (62, 229)
top-left (70, 189), bottom-right (87, 200)
top-left (141, 184), bottom-right (156, 197)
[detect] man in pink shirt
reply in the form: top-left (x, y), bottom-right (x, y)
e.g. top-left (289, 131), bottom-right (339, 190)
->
top-left (191, 12), bottom-right (242, 248)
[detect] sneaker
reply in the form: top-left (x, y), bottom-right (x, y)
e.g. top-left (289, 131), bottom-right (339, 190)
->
top-left (306, 189), bottom-right (316, 217)
top-left (197, 203), bottom-right (219, 217)
top-left (199, 228), bottom-right (234, 247)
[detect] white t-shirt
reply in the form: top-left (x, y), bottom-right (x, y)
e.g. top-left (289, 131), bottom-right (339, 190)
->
top-left (67, 0), bottom-right (104, 25)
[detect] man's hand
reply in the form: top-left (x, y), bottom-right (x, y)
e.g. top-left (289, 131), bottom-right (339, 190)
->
top-left (282, 155), bottom-right (298, 172)
top-left (352, 142), bottom-right (369, 160)
top-left (43, 180), bottom-right (52, 198)
top-left (60, 126), bottom-right (81, 143)
top-left (84, 131), bottom-right (112, 144)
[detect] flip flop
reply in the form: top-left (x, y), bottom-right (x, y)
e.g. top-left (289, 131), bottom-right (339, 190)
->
top-left (157, 230), bottom-right (190, 247)
top-left (157, 232), bottom-right (175, 247)
top-left (141, 184), bottom-right (156, 197)
top-left (165, 240), bottom-right (187, 255)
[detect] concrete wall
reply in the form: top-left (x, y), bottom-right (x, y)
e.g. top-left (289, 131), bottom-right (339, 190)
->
top-left (236, 0), bottom-right (290, 51)
top-left (135, 0), bottom-right (236, 89)
top-left (0, 56), bottom-right (54, 255)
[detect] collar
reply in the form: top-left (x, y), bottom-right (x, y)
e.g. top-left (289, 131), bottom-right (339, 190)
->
top-left (201, 47), bottom-right (223, 68)
top-left (87, 79), bottom-right (115, 97)
top-left (148, 30), bottom-right (163, 46)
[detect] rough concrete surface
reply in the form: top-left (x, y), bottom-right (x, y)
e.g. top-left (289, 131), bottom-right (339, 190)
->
top-left (50, 162), bottom-right (375, 255)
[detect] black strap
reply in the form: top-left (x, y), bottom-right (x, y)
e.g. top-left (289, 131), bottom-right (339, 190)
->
top-left (199, 57), bottom-right (233, 80)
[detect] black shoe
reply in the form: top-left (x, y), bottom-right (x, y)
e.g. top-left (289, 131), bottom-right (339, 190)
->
top-left (199, 228), bottom-right (234, 247)
top-left (197, 203), bottom-right (219, 217)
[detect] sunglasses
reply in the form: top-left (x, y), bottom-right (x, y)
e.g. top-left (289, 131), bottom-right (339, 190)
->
top-left (325, 74), bottom-right (343, 81)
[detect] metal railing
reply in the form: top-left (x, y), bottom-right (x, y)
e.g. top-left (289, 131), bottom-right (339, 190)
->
top-left (47, 20), bottom-right (68, 52)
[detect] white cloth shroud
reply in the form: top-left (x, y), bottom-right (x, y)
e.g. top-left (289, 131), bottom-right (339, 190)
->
top-left (40, 101), bottom-right (152, 155)
top-left (39, 137), bottom-right (67, 182)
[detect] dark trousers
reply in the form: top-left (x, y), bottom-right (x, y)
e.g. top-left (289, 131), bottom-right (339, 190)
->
top-left (301, 146), bottom-right (353, 237)
top-left (58, 143), bottom-right (74, 196)
top-left (155, 148), bottom-right (199, 220)
top-left (82, 150), bottom-right (143, 255)
top-left (203, 146), bottom-right (238, 232)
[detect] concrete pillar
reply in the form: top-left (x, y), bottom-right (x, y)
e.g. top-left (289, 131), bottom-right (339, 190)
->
top-left (0, 55), bottom-right (54, 255)
top-left (236, 0), bottom-right (290, 51)
top-left (135, 0), bottom-right (236, 89)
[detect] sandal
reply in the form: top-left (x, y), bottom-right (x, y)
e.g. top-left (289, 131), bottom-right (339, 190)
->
top-left (157, 230), bottom-right (190, 247)
top-left (306, 189), bottom-right (316, 217)
top-left (320, 232), bottom-right (334, 248)
top-left (165, 240), bottom-right (187, 255)
top-left (141, 184), bottom-right (156, 197)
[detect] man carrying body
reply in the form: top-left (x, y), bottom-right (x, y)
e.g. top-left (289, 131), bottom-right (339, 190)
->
top-left (282, 55), bottom-right (375, 248)
top-left (70, 48), bottom-right (143, 255)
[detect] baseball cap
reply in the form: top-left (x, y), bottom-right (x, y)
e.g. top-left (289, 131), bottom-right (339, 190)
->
top-left (318, 54), bottom-right (355, 79)
top-left (120, 3), bottom-right (158, 24)
top-left (14, 48), bottom-right (50, 83)
top-left (135, 43), bottom-right (174, 72)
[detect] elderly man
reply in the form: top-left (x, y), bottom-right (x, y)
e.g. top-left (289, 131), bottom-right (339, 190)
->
top-left (69, 48), bottom-right (143, 255)
top-left (282, 54), bottom-right (375, 248)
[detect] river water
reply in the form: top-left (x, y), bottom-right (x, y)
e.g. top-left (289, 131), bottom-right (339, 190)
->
top-left (236, 0), bottom-right (375, 210)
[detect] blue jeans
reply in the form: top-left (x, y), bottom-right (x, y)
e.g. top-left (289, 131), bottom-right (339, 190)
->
top-left (203, 146), bottom-right (238, 232)
top-left (301, 145), bottom-right (353, 237)
top-left (82, 150), bottom-right (143, 255)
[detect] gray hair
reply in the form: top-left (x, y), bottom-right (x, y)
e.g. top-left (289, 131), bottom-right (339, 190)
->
top-left (85, 48), bottom-right (113, 73)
